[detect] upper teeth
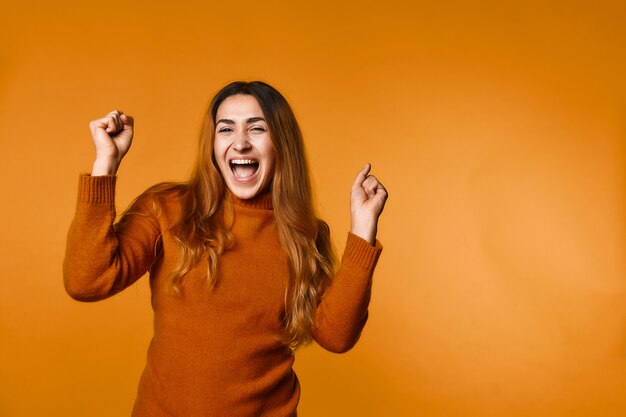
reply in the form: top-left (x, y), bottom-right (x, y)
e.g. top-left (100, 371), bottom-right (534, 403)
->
top-left (231, 159), bottom-right (256, 164)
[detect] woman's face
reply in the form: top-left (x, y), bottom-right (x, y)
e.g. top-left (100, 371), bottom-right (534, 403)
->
top-left (213, 94), bottom-right (276, 200)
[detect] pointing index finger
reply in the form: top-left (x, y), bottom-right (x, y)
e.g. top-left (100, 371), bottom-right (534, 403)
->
top-left (352, 163), bottom-right (372, 188)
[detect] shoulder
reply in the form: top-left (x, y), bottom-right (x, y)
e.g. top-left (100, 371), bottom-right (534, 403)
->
top-left (143, 181), bottom-right (188, 204)
top-left (124, 181), bottom-right (189, 224)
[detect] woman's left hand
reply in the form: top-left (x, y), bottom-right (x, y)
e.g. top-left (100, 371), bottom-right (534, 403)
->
top-left (350, 163), bottom-right (388, 245)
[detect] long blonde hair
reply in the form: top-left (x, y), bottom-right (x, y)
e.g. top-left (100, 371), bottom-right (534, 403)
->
top-left (130, 81), bottom-right (337, 352)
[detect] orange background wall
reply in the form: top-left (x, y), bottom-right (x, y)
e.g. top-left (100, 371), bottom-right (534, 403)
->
top-left (1, 1), bottom-right (625, 416)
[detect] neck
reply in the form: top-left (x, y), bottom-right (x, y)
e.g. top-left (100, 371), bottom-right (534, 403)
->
top-left (227, 188), bottom-right (273, 210)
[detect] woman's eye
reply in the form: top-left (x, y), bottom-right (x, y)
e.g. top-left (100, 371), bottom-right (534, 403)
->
top-left (251, 127), bottom-right (266, 132)
top-left (218, 127), bottom-right (233, 133)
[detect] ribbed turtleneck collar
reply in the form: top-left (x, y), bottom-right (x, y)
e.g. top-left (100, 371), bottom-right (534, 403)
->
top-left (227, 188), bottom-right (273, 210)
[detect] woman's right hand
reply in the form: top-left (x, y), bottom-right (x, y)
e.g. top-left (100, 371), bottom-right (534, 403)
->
top-left (89, 110), bottom-right (134, 176)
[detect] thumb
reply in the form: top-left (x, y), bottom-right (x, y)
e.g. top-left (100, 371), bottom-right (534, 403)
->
top-left (120, 113), bottom-right (134, 128)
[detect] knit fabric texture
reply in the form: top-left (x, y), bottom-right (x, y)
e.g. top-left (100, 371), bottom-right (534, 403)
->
top-left (64, 174), bottom-right (383, 417)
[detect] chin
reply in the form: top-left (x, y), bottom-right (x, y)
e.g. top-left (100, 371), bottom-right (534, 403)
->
top-left (229, 187), bottom-right (259, 199)
top-left (225, 179), bottom-right (271, 200)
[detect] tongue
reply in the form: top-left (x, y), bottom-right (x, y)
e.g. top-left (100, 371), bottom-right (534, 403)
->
top-left (233, 164), bottom-right (257, 179)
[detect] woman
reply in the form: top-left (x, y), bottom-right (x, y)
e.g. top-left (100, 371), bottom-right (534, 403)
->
top-left (64, 81), bottom-right (388, 416)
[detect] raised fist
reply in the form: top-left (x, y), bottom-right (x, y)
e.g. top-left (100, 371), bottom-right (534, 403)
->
top-left (89, 110), bottom-right (134, 175)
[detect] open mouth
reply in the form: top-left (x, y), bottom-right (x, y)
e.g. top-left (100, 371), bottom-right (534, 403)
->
top-left (229, 159), bottom-right (259, 180)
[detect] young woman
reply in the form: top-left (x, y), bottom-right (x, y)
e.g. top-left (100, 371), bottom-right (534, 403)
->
top-left (64, 81), bottom-right (388, 416)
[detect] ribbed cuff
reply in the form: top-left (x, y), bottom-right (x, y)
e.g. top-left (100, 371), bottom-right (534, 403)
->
top-left (342, 232), bottom-right (383, 271)
top-left (77, 174), bottom-right (116, 204)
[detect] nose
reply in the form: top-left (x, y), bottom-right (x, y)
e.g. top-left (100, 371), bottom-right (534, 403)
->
top-left (232, 131), bottom-right (252, 152)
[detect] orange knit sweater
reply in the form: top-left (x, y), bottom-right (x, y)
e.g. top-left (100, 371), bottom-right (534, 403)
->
top-left (63, 174), bottom-right (383, 417)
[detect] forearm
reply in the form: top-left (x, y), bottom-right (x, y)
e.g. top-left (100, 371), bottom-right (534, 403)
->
top-left (311, 232), bottom-right (383, 353)
top-left (91, 156), bottom-right (118, 176)
top-left (350, 218), bottom-right (377, 246)
top-left (63, 175), bottom-right (158, 301)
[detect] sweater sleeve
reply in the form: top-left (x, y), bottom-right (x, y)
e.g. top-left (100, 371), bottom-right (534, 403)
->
top-left (63, 174), bottom-right (161, 302)
top-left (311, 232), bottom-right (383, 353)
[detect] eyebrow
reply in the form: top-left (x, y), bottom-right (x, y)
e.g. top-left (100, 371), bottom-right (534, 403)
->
top-left (216, 117), bottom-right (266, 125)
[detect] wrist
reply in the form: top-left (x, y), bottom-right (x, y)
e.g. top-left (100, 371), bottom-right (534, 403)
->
top-left (91, 158), bottom-right (117, 176)
top-left (350, 224), bottom-right (377, 246)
